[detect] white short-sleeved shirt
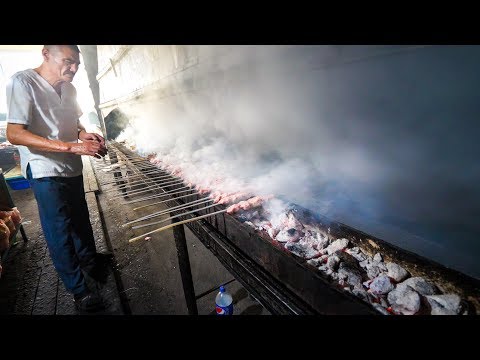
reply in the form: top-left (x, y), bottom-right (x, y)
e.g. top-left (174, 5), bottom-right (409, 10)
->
top-left (6, 69), bottom-right (83, 179)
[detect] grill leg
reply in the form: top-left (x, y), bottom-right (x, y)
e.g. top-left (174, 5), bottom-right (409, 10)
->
top-left (172, 220), bottom-right (198, 315)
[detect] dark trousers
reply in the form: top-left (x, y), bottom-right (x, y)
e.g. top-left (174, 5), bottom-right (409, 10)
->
top-left (26, 165), bottom-right (97, 296)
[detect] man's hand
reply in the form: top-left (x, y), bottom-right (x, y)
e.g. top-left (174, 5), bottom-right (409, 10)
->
top-left (71, 140), bottom-right (107, 158)
top-left (79, 130), bottom-right (106, 147)
top-left (78, 130), bottom-right (107, 158)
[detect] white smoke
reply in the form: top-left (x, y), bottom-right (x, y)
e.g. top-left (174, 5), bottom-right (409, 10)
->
top-left (112, 46), bottom-right (394, 229)
top-left (109, 45), bottom-right (480, 278)
top-left (114, 46), bottom-right (366, 215)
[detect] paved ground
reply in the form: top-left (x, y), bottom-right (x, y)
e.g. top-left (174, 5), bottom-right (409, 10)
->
top-left (0, 156), bottom-right (269, 316)
top-left (0, 170), bottom-right (121, 315)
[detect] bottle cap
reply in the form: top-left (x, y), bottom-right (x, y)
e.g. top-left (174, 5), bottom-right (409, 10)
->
top-left (219, 285), bottom-right (225, 293)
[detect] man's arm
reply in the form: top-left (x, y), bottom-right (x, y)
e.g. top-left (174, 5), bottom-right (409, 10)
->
top-left (7, 123), bottom-right (106, 158)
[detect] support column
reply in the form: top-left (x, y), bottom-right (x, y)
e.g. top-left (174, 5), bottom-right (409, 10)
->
top-left (172, 219), bottom-right (198, 315)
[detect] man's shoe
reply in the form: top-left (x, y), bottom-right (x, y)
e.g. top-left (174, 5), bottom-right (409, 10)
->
top-left (95, 252), bottom-right (114, 266)
top-left (83, 252), bottom-right (113, 284)
top-left (74, 292), bottom-right (106, 314)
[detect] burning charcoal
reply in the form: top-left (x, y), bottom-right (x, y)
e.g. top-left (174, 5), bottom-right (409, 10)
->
top-left (372, 303), bottom-right (391, 315)
top-left (316, 233), bottom-right (330, 250)
top-left (267, 228), bottom-right (279, 239)
top-left (368, 259), bottom-right (386, 272)
top-left (399, 277), bottom-right (439, 296)
top-left (386, 262), bottom-right (409, 283)
top-left (373, 253), bottom-right (383, 263)
top-left (337, 270), bottom-right (347, 281)
top-left (307, 258), bottom-right (322, 267)
top-left (379, 296), bottom-right (389, 308)
top-left (346, 247), bottom-right (367, 262)
top-left (237, 213), bottom-right (250, 223)
top-left (359, 259), bottom-right (369, 269)
top-left (318, 264), bottom-right (329, 272)
top-left (425, 294), bottom-right (462, 315)
top-left (336, 250), bottom-right (362, 271)
top-left (330, 272), bottom-right (339, 281)
top-left (387, 284), bottom-right (421, 315)
top-left (369, 275), bottom-right (395, 295)
top-left (338, 263), bottom-right (363, 287)
top-left (326, 238), bottom-right (349, 255)
top-left (252, 220), bottom-right (272, 233)
top-left (285, 241), bottom-right (319, 259)
top-left (236, 211), bottom-right (258, 223)
top-left (352, 288), bottom-right (370, 303)
top-left (302, 230), bottom-right (329, 251)
top-left (327, 255), bottom-right (341, 271)
top-left (286, 212), bottom-right (304, 230)
top-left (367, 266), bottom-right (382, 280)
top-left (276, 228), bottom-right (301, 243)
top-left (349, 247), bottom-right (360, 254)
top-left (362, 279), bottom-right (373, 289)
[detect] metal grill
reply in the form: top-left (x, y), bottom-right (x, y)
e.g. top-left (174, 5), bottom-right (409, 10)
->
top-left (93, 141), bottom-right (480, 315)
top-left (94, 141), bottom-right (380, 314)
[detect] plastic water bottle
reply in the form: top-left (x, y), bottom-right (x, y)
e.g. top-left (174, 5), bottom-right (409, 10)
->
top-left (215, 285), bottom-right (233, 315)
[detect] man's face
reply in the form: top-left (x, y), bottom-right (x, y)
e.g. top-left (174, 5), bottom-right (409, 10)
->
top-left (46, 46), bottom-right (81, 83)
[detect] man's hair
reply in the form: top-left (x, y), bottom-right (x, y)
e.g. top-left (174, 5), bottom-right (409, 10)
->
top-left (44, 45), bottom-right (80, 53)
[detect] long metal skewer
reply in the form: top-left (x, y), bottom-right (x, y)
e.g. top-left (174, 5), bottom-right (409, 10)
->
top-left (128, 209), bottom-right (227, 243)
top-left (122, 186), bottom-right (192, 204)
top-left (103, 175), bottom-right (175, 192)
top-left (133, 189), bottom-right (199, 210)
top-left (123, 198), bottom-right (212, 227)
top-left (122, 197), bottom-right (210, 226)
top-left (109, 180), bottom-right (184, 199)
top-left (131, 201), bottom-right (217, 229)
top-left (99, 170), bottom-right (167, 185)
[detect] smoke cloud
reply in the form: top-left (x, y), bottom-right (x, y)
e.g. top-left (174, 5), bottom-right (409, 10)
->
top-left (113, 45), bottom-right (480, 279)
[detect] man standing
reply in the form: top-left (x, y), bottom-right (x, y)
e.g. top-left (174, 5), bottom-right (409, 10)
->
top-left (5, 45), bottom-right (109, 313)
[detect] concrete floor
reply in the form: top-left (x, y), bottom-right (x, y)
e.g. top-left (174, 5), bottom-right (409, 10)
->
top-left (0, 156), bottom-right (269, 315)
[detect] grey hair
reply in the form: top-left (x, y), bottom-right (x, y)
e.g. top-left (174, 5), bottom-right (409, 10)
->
top-left (44, 45), bottom-right (80, 53)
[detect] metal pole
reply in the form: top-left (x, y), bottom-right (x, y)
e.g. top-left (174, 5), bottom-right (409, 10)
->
top-left (78, 45), bottom-right (108, 139)
top-left (172, 219), bottom-right (198, 315)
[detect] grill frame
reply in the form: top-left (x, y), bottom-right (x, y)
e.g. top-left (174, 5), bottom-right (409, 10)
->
top-left (105, 141), bottom-right (480, 315)
top-left (107, 142), bottom-right (377, 314)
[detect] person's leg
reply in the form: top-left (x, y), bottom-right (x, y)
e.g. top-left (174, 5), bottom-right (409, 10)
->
top-left (26, 166), bottom-right (88, 297)
top-left (67, 175), bottom-right (97, 269)
top-left (67, 175), bottom-right (111, 284)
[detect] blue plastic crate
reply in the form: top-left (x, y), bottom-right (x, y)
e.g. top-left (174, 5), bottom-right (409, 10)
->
top-left (6, 177), bottom-right (30, 190)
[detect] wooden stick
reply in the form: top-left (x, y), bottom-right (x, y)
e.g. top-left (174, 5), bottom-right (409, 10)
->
top-left (128, 209), bottom-right (227, 243)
